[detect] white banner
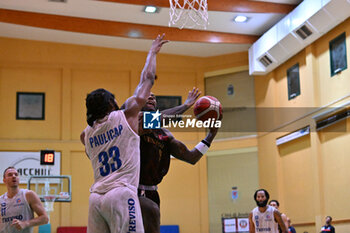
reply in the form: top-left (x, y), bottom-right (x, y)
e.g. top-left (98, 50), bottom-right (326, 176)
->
top-left (237, 218), bottom-right (249, 232)
top-left (0, 151), bottom-right (61, 184)
top-left (224, 218), bottom-right (237, 233)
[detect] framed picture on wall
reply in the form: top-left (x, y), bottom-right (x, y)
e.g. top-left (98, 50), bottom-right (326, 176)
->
top-left (155, 96), bottom-right (182, 111)
top-left (287, 63), bottom-right (300, 100)
top-left (156, 96), bottom-right (182, 122)
top-left (16, 92), bottom-right (45, 120)
top-left (329, 32), bottom-right (347, 77)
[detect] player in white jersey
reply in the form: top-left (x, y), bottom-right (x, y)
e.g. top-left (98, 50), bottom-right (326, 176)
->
top-left (249, 189), bottom-right (287, 233)
top-left (80, 34), bottom-right (168, 233)
top-left (0, 167), bottom-right (48, 233)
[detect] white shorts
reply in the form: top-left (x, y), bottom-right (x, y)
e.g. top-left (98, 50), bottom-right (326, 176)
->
top-left (87, 186), bottom-right (144, 233)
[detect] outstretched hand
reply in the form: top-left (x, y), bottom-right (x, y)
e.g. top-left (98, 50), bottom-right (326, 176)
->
top-left (184, 87), bottom-right (201, 108)
top-left (151, 34), bottom-right (169, 54)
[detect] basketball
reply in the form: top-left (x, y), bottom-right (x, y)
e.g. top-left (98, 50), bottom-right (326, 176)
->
top-left (194, 96), bottom-right (222, 121)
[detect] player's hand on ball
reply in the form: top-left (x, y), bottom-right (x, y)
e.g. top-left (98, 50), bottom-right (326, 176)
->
top-left (218, 111), bottom-right (223, 121)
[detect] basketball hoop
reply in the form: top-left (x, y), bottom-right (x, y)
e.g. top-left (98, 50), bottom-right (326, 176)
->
top-left (43, 195), bottom-right (56, 213)
top-left (169, 0), bottom-right (208, 29)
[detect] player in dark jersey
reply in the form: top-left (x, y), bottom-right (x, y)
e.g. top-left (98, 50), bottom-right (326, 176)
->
top-left (137, 88), bottom-right (221, 233)
top-left (269, 200), bottom-right (288, 233)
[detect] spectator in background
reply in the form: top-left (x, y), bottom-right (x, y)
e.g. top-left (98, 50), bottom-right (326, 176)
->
top-left (287, 217), bottom-right (296, 233)
top-left (320, 216), bottom-right (335, 233)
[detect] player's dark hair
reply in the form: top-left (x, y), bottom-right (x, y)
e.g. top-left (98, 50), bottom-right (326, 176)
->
top-left (326, 216), bottom-right (332, 221)
top-left (86, 88), bottom-right (119, 126)
top-left (254, 188), bottom-right (270, 201)
top-left (3, 166), bottom-right (16, 178)
top-left (269, 199), bottom-right (280, 207)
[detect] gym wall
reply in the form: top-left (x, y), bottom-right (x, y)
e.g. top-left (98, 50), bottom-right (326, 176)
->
top-left (254, 17), bottom-right (350, 233)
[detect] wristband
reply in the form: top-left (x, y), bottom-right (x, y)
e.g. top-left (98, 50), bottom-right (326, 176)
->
top-left (201, 139), bottom-right (211, 147)
top-left (195, 141), bottom-right (209, 155)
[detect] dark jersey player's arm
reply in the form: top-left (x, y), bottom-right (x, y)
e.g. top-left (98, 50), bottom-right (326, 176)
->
top-left (167, 127), bottom-right (218, 165)
top-left (274, 210), bottom-right (288, 233)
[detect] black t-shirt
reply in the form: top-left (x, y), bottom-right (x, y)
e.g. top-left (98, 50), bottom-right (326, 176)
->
top-left (321, 225), bottom-right (335, 233)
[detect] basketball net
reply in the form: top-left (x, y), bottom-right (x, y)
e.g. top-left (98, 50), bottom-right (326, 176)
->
top-left (169, 0), bottom-right (208, 29)
top-left (43, 195), bottom-right (56, 213)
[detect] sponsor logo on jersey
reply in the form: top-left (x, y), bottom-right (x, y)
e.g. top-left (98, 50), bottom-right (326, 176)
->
top-left (255, 215), bottom-right (260, 227)
top-left (1, 203), bottom-right (6, 216)
top-left (14, 203), bottom-right (25, 207)
top-left (127, 198), bottom-right (136, 232)
top-left (265, 214), bottom-right (272, 221)
top-left (2, 214), bottom-right (23, 223)
top-left (13, 198), bottom-right (24, 207)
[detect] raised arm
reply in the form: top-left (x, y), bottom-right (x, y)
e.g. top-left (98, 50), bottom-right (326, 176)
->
top-left (274, 210), bottom-right (288, 233)
top-left (161, 87), bottom-right (201, 118)
top-left (124, 34), bottom-right (168, 132)
top-left (11, 191), bottom-right (49, 230)
top-left (168, 126), bottom-right (219, 165)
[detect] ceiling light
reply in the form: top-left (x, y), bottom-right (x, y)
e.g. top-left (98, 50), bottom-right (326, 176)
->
top-left (234, 15), bottom-right (248, 23)
top-left (144, 6), bottom-right (158, 13)
top-left (128, 30), bottom-right (141, 38)
top-left (209, 37), bottom-right (221, 43)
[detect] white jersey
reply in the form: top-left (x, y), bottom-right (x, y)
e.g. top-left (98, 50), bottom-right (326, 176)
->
top-left (0, 189), bottom-right (34, 233)
top-left (84, 110), bottom-right (140, 194)
top-left (252, 205), bottom-right (279, 233)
